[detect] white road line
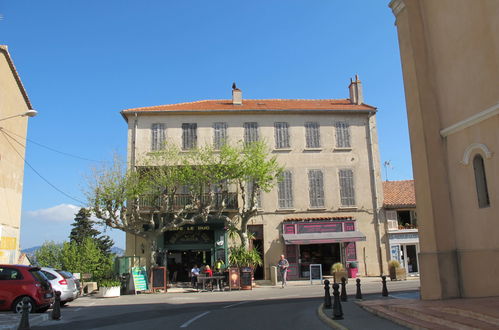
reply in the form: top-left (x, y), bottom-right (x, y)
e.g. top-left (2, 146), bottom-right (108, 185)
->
top-left (222, 301), bottom-right (250, 309)
top-left (180, 311), bottom-right (210, 328)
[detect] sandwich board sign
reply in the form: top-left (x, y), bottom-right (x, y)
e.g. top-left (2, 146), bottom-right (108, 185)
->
top-left (310, 264), bottom-right (322, 284)
top-left (130, 267), bottom-right (148, 294)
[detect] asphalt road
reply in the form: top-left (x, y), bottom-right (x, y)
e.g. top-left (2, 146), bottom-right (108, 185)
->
top-left (32, 279), bottom-right (420, 330)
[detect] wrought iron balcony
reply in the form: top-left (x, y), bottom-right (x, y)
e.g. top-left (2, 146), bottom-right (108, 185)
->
top-left (138, 192), bottom-right (238, 210)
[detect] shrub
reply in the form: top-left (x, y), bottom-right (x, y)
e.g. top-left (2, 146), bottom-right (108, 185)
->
top-left (331, 262), bottom-right (345, 272)
top-left (388, 260), bottom-right (401, 269)
top-left (99, 279), bottom-right (121, 287)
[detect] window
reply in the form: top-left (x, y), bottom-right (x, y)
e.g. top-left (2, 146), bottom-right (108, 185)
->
top-left (151, 123), bottom-right (166, 151)
top-left (0, 267), bottom-right (22, 280)
top-left (41, 270), bottom-right (57, 280)
top-left (339, 169), bottom-right (355, 206)
top-left (182, 123), bottom-right (197, 150)
top-left (308, 169), bottom-right (325, 208)
top-left (246, 180), bottom-right (262, 209)
top-left (335, 122), bottom-right (351, 148)
top-left (213, 122), bottom-right (227, 150)
top-left (473, 154), bottom-right (490, 208)
top-left (278, 170), bottom-right (293, 208)
top-left (274, 122), bottom-right (290, 149)
top-left (305, 122), bottom-right (320, 148)
top-left (244, 122), bottom-right (259, 144)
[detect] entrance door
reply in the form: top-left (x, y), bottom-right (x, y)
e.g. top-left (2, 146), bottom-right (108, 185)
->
top-left (405, 245), bottom-right (418, 273)
top-left (169, 250), bottom-right (212, 282)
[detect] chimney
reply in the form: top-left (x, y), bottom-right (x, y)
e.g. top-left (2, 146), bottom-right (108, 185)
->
top-left (232, 82), bottom-right (242, 105)
top-left (348, 74), bottom-right (364, 105)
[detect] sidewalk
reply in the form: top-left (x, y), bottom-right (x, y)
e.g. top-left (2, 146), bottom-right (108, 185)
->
top-left (0, 312), bottom-right (49, 330)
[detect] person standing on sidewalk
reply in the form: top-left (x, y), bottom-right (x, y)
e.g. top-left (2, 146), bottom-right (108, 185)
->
top-left (277, 254), bottom-right (289, 288)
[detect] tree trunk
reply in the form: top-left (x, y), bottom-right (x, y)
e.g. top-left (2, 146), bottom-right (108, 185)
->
top-left (239, 230), bottom-right (249, 250)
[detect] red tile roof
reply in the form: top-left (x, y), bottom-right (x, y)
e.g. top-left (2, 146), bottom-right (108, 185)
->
top-left (383, 180), bottom-right (416, 208)
top-left (122, 99), bottom-right (376, 114)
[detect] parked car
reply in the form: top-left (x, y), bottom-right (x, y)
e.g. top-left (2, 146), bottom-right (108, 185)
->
top-left (40, 268), bottom-right (79, 306)
top-left (0, 265), bottom-right (54, 313)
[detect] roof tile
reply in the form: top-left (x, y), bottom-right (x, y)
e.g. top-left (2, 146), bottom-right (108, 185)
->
top-left (383, 180), bottom-right (416, 208)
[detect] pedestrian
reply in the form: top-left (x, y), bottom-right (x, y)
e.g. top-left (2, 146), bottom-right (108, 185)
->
top-left (190, 264), bottom-right (200, 288)
top-left (277, 254), bottom-right (289, 288)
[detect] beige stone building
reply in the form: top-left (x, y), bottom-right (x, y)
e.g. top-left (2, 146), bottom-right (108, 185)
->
top-left (121, 78), bottom-right (389, 281)
top-left (389, 0), bottom-right (498, 299)
top-left (383, 180), bottom-right (419, 275)
top-left (0, 46), bottom-right (36, 264)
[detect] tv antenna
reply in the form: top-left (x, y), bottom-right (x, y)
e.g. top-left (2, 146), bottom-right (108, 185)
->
top-left (383, 161), bottom-right (393, 181)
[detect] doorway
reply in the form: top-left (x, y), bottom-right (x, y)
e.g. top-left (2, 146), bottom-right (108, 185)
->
top-left (405, 245), bottom-right (418, 273)
top-left (299, 243), bottom-right (341, 277)
top-left (167, 250), bottom-right (212, 282)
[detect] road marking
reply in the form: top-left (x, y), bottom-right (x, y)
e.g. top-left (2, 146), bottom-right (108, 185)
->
top-left (222, 301), bottom-right (250, 309)
top-left (180, 311), bottom-right (210, 328)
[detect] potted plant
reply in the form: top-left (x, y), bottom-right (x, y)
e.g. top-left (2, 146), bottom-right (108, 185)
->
top-left (331, 262), bottom-right (348, 284)
top-left (228, 246), bottom-right (263, 290)
top-left (347, 261), bottom-right (358, 279)
top-left (97, 279), bottom-right (121, 297)
top-left (388, 260), bottom-right (406, 281)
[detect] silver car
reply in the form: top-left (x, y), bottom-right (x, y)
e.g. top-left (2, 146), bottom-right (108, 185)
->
top-left (40, 268), bottom-right (79, 306)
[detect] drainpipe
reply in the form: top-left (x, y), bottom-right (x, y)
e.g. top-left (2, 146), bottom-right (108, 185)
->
top-left (131, 112), bottom-right (138, 170)
top-left (365, 112), bottom-right (384, 276)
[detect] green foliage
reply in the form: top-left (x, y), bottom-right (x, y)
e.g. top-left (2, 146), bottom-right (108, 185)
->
top-left (332, 262), bottom-right (345, 272)
top-left (348, 261), bottom-right (358, 269)
top-left (228, 246), bottom-right (263, 268)
top-left (34, 241), bottom-right (63, 269)
top-left (70, 208), bottom-right (114, 255)
top-left (99, 279), bottom-right (121, 287)
top-left (388, 259), bottom-right (401, 269)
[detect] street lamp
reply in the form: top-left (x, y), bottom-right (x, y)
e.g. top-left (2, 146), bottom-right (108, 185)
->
top-left (0, 109), bottom-right (38, 122)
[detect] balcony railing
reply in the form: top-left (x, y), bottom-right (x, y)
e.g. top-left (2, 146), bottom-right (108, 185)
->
top-left (138, 193), bottom-right (238, 210)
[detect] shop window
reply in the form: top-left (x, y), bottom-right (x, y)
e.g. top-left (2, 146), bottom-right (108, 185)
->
top-left (473, 154), bottom-right (490, 208)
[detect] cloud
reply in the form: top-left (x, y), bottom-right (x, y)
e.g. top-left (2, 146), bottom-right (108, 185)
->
top-left (25, 204), bottom-right (80, 222)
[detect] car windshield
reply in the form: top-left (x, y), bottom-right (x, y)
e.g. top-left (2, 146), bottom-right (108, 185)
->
top-left (56, 270), bottom-right (73, 279)
top-left (29, 269), bottom-right (51, 290)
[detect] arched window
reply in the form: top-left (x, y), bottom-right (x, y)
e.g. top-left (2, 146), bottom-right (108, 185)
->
top-left (473, 154), bottom-right (490, 208)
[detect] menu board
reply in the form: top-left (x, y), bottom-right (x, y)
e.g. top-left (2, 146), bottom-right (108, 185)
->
top-left (151, 267), bottom-right (167, 291)
top-left (131, 267), bottom-right (148, 293)
top-left (240, 267), bottom-right (252, 290)
top-left (229, 267), bottom-right (240, 290)
top-left (309, 264), bottom-right (322, 284)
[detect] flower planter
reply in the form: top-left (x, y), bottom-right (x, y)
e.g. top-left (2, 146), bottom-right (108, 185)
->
top-left (347, 267), bottom-right (358, 279)
top-left (389, 267), bottom-right (407, 281)
top-left (97, 286), bottom-right (121, 298)
top-left (333, 270), bottom-right (348, 284)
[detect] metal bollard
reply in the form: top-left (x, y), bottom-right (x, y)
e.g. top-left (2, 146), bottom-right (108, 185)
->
top-left (51, 291), bottom-right (61, 320)
top-left (324, 279), bottom-right (332, 309)
top-left (332, 283), bottom-right (344, 320)
top-left (355, 278), bottom-right (363, 300)
top-left (382, 275), bottom-right (389, 297)
top-left (18, 297), bottom-right (30, 330)
top-left (340, 277), bottom-right (347, 302)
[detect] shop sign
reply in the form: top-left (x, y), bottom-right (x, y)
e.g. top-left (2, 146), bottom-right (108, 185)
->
top-left (165, 229), bottom-right (214, 244)
top-left (297, 223), bottom-right (342, 234)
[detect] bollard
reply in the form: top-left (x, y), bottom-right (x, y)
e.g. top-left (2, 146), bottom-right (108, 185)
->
top-left (340, 277), bottom-right (347, 302)
top-left (18, 297), bottom-right (30, 330)
top-left (355, 278), bottom-right (363, 300)
top-left (324, 280), bottom-right (332, 309)
top-left (332, 283), bottom-right (344, 320)
top-left (382, 275), bottom-right (389, 297)
top-left (51, 291), bottom-right (61, 320)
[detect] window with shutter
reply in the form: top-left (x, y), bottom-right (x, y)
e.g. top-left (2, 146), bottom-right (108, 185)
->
top-left (335, 122), bottom-right (351, 148)
top-left (182, 123), bottom-right (197, 150)
top-left (213, 122), bottom-right (227, 150)
top-left (274, 122), bottom-right (290, 149)
top-left (308, 169), bottom-right (325, 208)
top-left (244, 122), bottom-right (259, 144)
top-left (151, 123), bottom-right (166, 151)
top-left (339, 169), bottom-right (355, 206)
top-left (278, 170), bottom-right (293, 209)
top-left (305, 122), bottom-right (320, 148)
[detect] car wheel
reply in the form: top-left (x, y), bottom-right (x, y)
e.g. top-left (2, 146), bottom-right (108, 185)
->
top-left (12, 297), bottom-right (35, 313)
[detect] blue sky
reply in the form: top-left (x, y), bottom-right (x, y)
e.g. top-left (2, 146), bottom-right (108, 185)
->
top-left (1, 1), bottom-right (412, 249)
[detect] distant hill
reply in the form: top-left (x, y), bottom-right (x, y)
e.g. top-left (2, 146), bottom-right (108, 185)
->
top-left (22, 245), bottom-right (125, 256)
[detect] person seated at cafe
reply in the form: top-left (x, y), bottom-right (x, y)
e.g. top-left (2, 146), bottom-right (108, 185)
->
top-left (203, 265), bottom-right (213, 277)
top-left (214, 258), bottom-right (225, 274)
top-left (190, 264), bottom-right (200, 287)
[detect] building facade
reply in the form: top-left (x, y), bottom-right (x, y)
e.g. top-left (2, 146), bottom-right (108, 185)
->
top-left (0, 46), bottom-right (35, 264)
top-left (383, 180), bottom-right (419, 275)
top-left (121, 78), bottom-right (389, 280)
top-left (389, 0), bottom-right (499, 298)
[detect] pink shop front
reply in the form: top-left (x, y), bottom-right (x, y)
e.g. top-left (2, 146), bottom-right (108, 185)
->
top-left (282, 218), bottom-right (366, 280)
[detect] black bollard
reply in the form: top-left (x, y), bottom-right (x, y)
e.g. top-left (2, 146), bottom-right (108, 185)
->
top-left (332, 283), bottom-right (344, 320)
top-left (18, 297), bottom-right (30, 330)
top-left (51, 291), bottom-right (61, 320)
top-left (355, 278), bottom-right (363, 300)
top-left (381, 275), bottom-right (389, 297)
top-left (324, 280), bottom-right (332, 309)
top-left (340, 277), bottom-right (347, 302)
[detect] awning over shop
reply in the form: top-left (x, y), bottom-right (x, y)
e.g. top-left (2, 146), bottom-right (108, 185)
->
top-left (282, 231), bottom-right (366, 245)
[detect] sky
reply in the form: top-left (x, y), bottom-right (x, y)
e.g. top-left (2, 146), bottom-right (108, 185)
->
top-left (0, 1), bottom-right (413, 250)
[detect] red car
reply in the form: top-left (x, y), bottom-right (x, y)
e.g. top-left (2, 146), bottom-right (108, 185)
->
top-left (0, 265), bottom-right (54, 313)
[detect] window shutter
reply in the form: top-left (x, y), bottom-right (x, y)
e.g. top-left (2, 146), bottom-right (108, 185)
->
top-left (274, 122), bottom-right (290, 149)
top-left (335, 122), bottom-right (351, 148)
top-left (339, 169), bottom-right (355, 206)
top-left (151, 123), bottom-right (165, 151)
top-left (278, 171), bottom-right (293, 208)
top-left (182, 123), bottom-right (197, 150)
top-left (308, 169), bottom-right (325, 207)
top-left (213, 122), bottom-right (227, 150)
top-left (305, 122), bottom-right (320, 148)
top-left (244, 122), bottom-right (259, 144)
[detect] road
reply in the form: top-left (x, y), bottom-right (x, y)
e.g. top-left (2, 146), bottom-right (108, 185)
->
top-left (33, 278), bottom-right (419, 330)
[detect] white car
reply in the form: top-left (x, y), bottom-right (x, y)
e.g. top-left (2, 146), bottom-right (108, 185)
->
top-left (40, 268), bottom-right (79, 306)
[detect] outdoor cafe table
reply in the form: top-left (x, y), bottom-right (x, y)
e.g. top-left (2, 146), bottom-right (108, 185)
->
top-left (197, 275), bottom-right (225, 292)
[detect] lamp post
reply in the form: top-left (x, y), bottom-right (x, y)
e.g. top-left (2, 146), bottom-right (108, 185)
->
top-left (0, 109), bottom-right (37, 122)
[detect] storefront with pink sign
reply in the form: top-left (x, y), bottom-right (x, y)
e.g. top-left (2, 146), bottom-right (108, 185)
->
top-left (281, 217), bottom-right (366, 280)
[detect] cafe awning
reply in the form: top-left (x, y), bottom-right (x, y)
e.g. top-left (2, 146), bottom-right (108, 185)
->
top-left (282, 231), bottom-right (366, 245)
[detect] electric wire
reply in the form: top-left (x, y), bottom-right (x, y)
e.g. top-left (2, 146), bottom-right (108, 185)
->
top-left (0, 127), bottom-right (107, 163)
top-left (1, 129), bottom-right (85, 205)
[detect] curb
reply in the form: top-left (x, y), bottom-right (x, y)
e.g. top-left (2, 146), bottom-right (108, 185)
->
top-left (317, 303), bottom-right (349, 330)
top-left (0, 313), bottom-right (49, 330)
